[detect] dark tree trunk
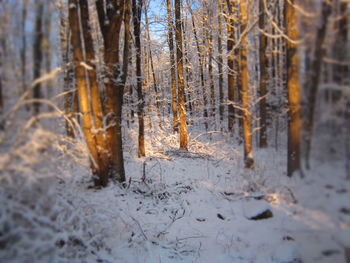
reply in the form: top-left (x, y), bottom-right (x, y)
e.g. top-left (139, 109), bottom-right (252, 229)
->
top-left (21, 1), bottom-right (27, 98)
top-left (217, 0), bottom-right (224, 125)
top-left (187, 0), bottom-right (208, 129)
top-left (96, 0), bottom-right (126, 182)
top-left (304, 0), bottom-right (332, 169)
top-left (132, 0), bottom-right (145, 157)
top-left (226, 0), bottom-right (237, 132)
top-left (33, 0), bottom-right (44, 116)
top-left (166, 0), bottom-right (178, 132)
top-left (258, 0), bottom-right (268, 148)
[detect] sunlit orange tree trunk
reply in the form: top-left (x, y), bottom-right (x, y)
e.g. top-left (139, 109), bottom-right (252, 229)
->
top-left (175, 0), bottom-right (189, 150)
top-left (68, 0), bottom-right (109, 186)
top-left (285, 0), bottom-right (302, 177)
top-left (240, 0), bottom-right (254, 169)
top-left (68, 0), bottom-right (128, 186)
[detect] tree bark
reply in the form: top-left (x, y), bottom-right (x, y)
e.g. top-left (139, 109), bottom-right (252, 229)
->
top-left (333, 1), bottom-right (348, 85)
top-left (33, 0), bottom-right (44, 116)
top-left (187, 0), bottom-right (208, 130)
top-left (21, 1), bottom-right (27, 98)
top-left (205, 7), bottom-right (215, 120)
top-left (258, 0), bottom-right (268, 148)
top-left (60, 3), bottom-right (76, 137)
top-left (286, 0), bottom-right (302, 177)
top-left (175, 0), bottom-right (189, 150)
top-left (226, 0), bottom-right (236, 132)
top-left (43, 3), bottom-right (52, 103)
top-left (96, 0), bottom-right (126, 182)
top-left (240, 0), bottom-right (254, 169)
top-left (145, 9), bottom-right (162, 124)
top-left (217, 0), bottom-right (224, 124)
top-left (79, 0), bottom-right (110, 186)
top-left (166, 0), bottom-right (178, 133)
top-left (304, 0), bottom-right (332, 169)
top-left (68, 0), bottom-right (108, 185)
top-left (132, 0), bottom-right (145, 157)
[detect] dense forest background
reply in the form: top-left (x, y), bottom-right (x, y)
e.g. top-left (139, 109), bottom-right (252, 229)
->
top-left (0, 0), bottom-right (349, 262)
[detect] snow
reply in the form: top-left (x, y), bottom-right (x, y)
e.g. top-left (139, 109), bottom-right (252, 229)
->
top-left (0, 120), bottom-right (349, 263)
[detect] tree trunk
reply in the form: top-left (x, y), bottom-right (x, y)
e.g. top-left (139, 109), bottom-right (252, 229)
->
top-left (175, 0), bottom-right (189, 150)
top-left (333, 1), bottom-right (348, 85)
top-left (43, 3), bottom-right (52, 103)
top-left (96, 0), bottom-right (126, 182)
top-left (166, 0), bottom-right (178, 133)
top-left (286, 0), bottom-right (302, 177)
top-left (206, 7), bottom-right (215, 121)
top-left (0, 43), bottom-right (2, 113)
top-left (60, 3), bottom-right (76, 137)
top-left (226, 0), bottom-right (236, 132)
top-left (304, 0), bottom-right (332, 169)
top-left (258, 0), bottom-right (268, 148)
top-left (187, 0), bottom-right (208, 130)
top-left (217, 0), bottom-right (224, 125)
top-left (132, 0), bottom-right (146, 157)
top-left (182, 18), bottom-right (193, 118)
top-left (68, 0), bottom-right (108, 185)
top-left (183, 37), bottom-right (193, 117)
top-left (145, 9), bottom-right (162, 124)
top-left (33, 0), bottom-right (44, 116)
top-left (240, 0), bottom-right (254, 169)
top-left (21, 1), bottom-right (27, 98)
top-left (79, 0), bottom-right (110, 185)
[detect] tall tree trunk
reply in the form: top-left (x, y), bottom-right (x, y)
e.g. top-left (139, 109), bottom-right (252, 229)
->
top-left (21, 1), bottom-right (27, 97)
top-left (43, 3), bottom-right (52, 103)
top-left (68, 0), bottom-right (108, 185)
top-left (145, 8), bottom-right (162, 123)
top-left (0, 41), bottom-right (2, 114)
top-left (187, 0), bottom-right (208, 129)
top-left (259, 0), bottom-right (268, 148)
top-left (166, 0), bottom-right (178, 133)
top-left (205, 7), bottom-right (215, 120)
top-left (175, 0), bottom-right (189, 150)
top-left (60, 3), bottom-right (75, 137)
top-left (132, 0), bottom-right (146, 157)
top-left (286, 0), bottom-right (302, 177)
top-left (304, 0), bottom-right (332, 169)
top-left (182, 17), bottom-right (193, 118)
top-left (240, 0), bottom-right (254, 168)
top-left (79, 0), bottom-right (110, 185)
top-left (96, 0), bottom-right (126, 182)
top-left (333, 1), bottom-right (348, 85)
top-left (33, 0), bottom-right (44, 116)
top-left (226, 0), bottom-right (236, 132)
top-left (217, 0), bottom-right (224, 125)
top-left (183, 31), bottom-right (193, 118)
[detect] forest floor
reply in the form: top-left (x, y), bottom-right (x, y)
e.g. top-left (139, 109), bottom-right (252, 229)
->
top-left (1, 119), bottom-right (350, 263)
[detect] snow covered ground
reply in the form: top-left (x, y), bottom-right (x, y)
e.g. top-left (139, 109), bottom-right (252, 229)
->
top-left (0, 119), bottom-right (349, 263)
